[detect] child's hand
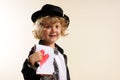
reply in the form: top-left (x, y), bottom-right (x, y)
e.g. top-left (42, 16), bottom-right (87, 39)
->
top-left (29, 51), bottom-right (43, 66)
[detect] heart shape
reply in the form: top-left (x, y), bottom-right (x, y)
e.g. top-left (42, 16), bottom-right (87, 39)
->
top-left (39, 50), bottom-right (49, 67)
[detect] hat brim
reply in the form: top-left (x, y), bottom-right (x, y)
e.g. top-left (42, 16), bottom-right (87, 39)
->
top-left (31, 10), bottom-right (70, 25)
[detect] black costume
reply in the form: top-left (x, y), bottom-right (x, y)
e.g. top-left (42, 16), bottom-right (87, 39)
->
top-left (21, 40), bottom-right (70, 80)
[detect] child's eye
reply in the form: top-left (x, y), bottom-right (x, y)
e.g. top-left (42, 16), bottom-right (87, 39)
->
top-left (56, 26), bottom-right (58, 28)
top-left (55, 25), bottom-right (60, 28)
top-left (45, 26), bottom-right (51, 29)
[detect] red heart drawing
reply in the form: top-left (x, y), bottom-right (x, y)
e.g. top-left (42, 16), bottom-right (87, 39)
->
top-left (39, 50), bottom-right (49, 67)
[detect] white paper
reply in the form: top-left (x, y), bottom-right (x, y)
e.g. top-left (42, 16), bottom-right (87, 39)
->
top-left (35, 44), bottom-right (54, 75)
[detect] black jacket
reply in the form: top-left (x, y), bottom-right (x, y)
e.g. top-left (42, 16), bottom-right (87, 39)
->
top-left (21, 40), bottom-right (70, 80)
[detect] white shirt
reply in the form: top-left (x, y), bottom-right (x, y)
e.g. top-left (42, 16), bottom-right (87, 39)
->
top-left (54, 51), bottom-right (67, 80)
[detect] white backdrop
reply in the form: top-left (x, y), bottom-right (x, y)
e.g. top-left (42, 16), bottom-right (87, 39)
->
top-left (0, 0), bottom-right (120, 80)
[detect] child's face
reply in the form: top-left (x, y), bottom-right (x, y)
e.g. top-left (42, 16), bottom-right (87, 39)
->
top-left (41, 22), bottom-right (62, 43)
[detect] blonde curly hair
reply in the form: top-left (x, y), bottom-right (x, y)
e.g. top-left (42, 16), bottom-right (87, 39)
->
top-left (32, 16), bottom-right (69, 39)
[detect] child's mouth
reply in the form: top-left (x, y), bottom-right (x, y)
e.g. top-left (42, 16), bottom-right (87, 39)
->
top-left (49, 34), bottom-right (57, 37)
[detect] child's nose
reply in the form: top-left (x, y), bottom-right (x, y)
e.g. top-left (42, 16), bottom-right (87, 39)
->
top-left (51, 26), bottom-right (56, 32)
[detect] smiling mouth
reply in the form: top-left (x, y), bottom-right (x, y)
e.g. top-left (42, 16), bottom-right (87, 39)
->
top-left (49, 35), bottom-right (57, 37)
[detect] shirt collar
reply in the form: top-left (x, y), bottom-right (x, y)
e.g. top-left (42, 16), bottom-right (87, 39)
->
top-left (38, 40), bottom-right (64, 54)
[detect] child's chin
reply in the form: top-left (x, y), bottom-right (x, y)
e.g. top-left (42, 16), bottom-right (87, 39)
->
top-left (49, 38), bottom-right (58, 42)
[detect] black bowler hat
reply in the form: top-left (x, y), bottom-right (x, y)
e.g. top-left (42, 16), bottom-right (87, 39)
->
top-left (31, 4), bottom-right (70, 25)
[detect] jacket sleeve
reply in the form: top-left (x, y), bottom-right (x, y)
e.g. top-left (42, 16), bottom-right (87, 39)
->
top-left (21, 46), bottom-right (40, 80)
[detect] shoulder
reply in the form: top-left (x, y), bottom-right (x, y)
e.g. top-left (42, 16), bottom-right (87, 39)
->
top-left (28, 45), bottom-right (36, 56)
top-left (55, 43), bottom-right (64, 54)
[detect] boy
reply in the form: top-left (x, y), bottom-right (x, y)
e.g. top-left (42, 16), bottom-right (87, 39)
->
top-left (21, 4), bottom-right (70, 80)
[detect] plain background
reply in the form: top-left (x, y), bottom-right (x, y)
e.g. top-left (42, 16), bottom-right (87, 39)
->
top-left (0, 0), bottom-right (120, 80)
